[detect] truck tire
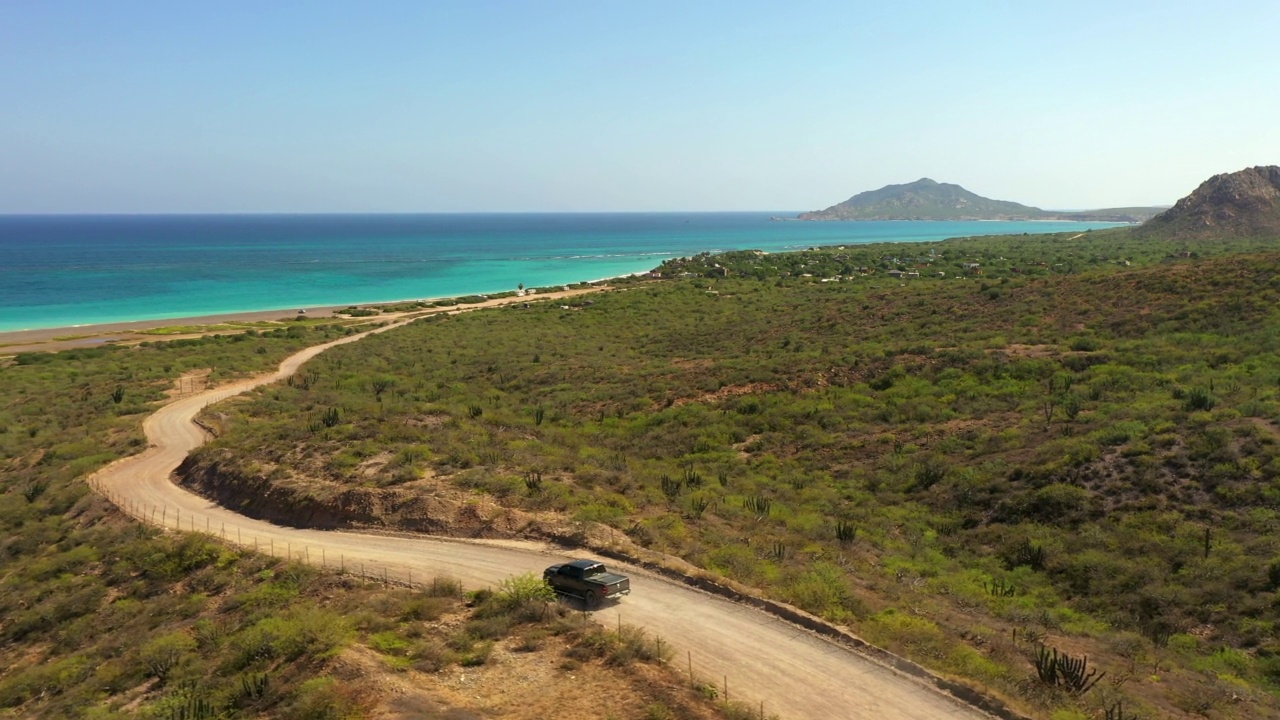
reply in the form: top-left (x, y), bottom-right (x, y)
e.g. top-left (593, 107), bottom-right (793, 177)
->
top-left (584, 590), bottom-right (598, 609)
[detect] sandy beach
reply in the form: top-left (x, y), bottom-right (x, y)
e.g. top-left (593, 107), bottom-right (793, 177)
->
top-left (0, 286), bottom-right (613, 356)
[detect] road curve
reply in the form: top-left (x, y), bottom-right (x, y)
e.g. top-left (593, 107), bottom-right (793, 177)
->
top-left (90, 320), bottom-right (993, 720)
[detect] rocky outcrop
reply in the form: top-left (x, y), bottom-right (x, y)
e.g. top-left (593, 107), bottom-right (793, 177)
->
top-left (1138, 165), bottom-right (1280, 239)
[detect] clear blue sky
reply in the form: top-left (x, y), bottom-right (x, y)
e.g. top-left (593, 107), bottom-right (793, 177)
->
top-left (2, 1), bottom-right (1277, 213)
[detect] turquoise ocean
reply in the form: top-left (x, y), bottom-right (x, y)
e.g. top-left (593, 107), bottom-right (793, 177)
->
top-left (0, 214), bottom-right (1124, 333)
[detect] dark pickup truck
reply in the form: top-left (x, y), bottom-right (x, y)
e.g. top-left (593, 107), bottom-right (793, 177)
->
top-left (543, 559), bottom-right (631, 607)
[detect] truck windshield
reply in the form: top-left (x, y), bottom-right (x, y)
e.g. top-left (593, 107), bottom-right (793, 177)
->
top-left (583, 565), bottom-right (605, 576)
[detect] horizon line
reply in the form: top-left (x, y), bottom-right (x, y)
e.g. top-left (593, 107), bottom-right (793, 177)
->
top-left (0, 208), bottom-right (1161, 217)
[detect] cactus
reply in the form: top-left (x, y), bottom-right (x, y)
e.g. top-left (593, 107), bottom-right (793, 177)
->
top-left (1034, 644), bottom-right (1104, 695)
top-left (660, 474), bottom-right (683, 501)
top-left (1008, 539), bottom-right (1046, 571)
top-left (288, 369), bottom-right (320, 389)
top-left (683, 463), bottom-right (704, 489)
top-left (983, 577), bottom-right (1017, 597)
top-left (1184, 386), bottom-right (1216, 411)
top-left (769, 541), bottom-right (790, 561)
top-left (834, 519), bottom-right (857, 544)
top-left (1141, 618), bottom-right (1174, 647)
top-left (240, 672), bottom-right (269, 700)
top-left (743, 495), bottom-right (772, 519)
top-left (168, 695), bottom-right (216, 720)
top-left (687, 495), bottom-right (712, 520)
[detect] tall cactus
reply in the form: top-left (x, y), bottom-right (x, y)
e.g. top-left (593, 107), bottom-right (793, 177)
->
top-left (1034, 644), bottom-right (1105, 695)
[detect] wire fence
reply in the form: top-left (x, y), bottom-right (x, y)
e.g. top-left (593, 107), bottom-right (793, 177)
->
top-left (89, 478), bottom-right (424, 588)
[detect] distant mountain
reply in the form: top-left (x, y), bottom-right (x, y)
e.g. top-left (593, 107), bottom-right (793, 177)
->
top-left (798, 178), bottom-right (1164, 222)
top-left (1058, 207), bottom-right (1169, 223)
top-left (798, 178), bottom-right (1039, 221)
top-left (1137, 165), bottom-right (1280, 239)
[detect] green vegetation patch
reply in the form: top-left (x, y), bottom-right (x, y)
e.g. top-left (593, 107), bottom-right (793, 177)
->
top-left (199, 228), bottom-right (1280, 717)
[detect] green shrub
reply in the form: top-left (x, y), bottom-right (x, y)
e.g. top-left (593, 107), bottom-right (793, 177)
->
top-left (233, 605), bottom-right (352, 667)
top-left (494, 572), bottom-right (556, 610)
top-left (279, 677), bottom-right (365, 720)
top-left (139, 631), bottom-right (197, 682)
top-left (367, 631), bottom-right (411, 656)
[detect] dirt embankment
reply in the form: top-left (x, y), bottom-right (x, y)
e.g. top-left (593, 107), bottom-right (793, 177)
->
top-left (177, 453), bottom-right (622, 549)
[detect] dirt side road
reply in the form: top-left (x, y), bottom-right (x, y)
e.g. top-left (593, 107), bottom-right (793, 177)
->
top-left (89, 320), bottom-right (994, 720)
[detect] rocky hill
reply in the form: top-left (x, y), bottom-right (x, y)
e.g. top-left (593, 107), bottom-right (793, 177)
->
top-left (798, 178), bottom-right (1041, 220)
top-left (799, 178), bottom-right (1163, 222)
top-left (1137, 165), bottom-right (1280, 238)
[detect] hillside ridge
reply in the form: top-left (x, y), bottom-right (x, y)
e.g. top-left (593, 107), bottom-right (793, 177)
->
top-left (1138, 165), bottom-right (1280, 238)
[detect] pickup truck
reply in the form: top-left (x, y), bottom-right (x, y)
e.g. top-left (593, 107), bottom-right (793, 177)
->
top-left (543, 559), bottom-right (631, 608)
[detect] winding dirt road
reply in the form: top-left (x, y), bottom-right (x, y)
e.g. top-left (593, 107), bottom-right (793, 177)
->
top-left (90, 320), bottom-right (995, 720)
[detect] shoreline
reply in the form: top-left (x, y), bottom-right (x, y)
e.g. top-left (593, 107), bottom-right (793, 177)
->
top-left (0, 281), bottom-right (626, 356)
top-left (0, 305), bottom-right (350, 350)
top-left (0, 266), bottom-right (656, 336)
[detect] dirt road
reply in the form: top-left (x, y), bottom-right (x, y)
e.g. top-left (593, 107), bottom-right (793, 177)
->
top-left (90, 320), bottom-right (995, 720)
